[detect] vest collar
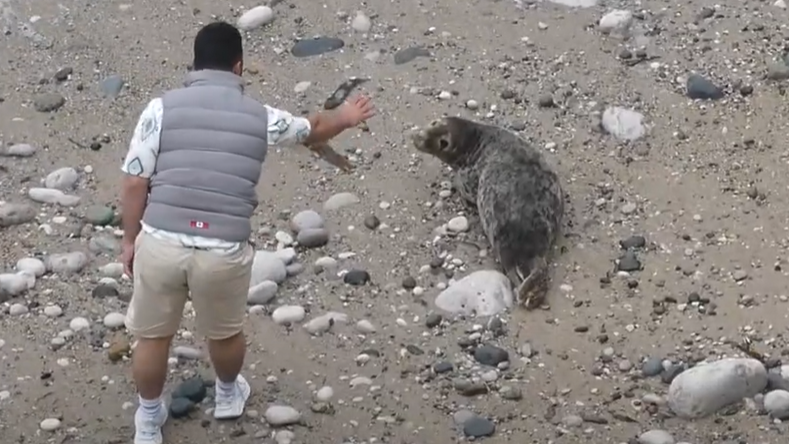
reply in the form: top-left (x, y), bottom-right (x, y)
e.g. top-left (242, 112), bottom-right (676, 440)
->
top-left (184, 69), bottom-right (245, 92)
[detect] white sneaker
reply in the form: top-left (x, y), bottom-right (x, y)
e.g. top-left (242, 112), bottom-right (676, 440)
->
top-left (214, 374), bottom-right (251, 419)
top-left (134, 401), bottom-right (168, 444)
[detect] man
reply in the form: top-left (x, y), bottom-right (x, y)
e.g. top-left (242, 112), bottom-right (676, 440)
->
top-left (120, 21), bottom-right (375, 444)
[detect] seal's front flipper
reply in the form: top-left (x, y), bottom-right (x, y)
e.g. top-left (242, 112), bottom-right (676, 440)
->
top-left (515, 256), bottom-right (550, 310)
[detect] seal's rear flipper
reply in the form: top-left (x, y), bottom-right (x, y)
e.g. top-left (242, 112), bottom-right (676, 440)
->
top-left (515, 256), bottom-right (549, 310)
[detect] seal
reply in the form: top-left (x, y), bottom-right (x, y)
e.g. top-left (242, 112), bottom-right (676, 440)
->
top-left (411, 116), bottom-right (564, 309)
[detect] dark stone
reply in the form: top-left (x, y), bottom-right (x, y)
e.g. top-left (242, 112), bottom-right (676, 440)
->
top-left (486, 317), bottom-right (504, 336)
top-left (767, 372), bottom-right (789, 392)
top-left (406, 344), bottom-right (424, 355)
top-left (169, 397), bottom-right (196, 419)
top-left (429, 256), bottom-right (444, 268)
top-left (537, 94), bottom-right (555, 108)
top-left (54, 67), bottom-right (73, 81)
top-left (290, 37), bottom-right (345, 58)
top-left (619, 235), bottom-right (646, 250)
top-left (172, 377), bottom-right (207, 403)
top-left (92, 284), bottom-right (119, 299)
top-left (463, 415), bottom-right (495, 438)
top-left (363, 214), bottom-right (380, 230)
top-left (661, 364), bottom-right (685, 384)
top-left (360, 348), bottom-right (380, 357)
top-left (401, 276), bottom-right (417, 289)
top-left (393, 46), bottom-right (430, 65)
top-left (323, 78), bottom-right (368, 110)
top-left (617, 251), bottom-right (641, 272)
top-left (343, 269), bottom-right (370, 286)
top-left (473, 345), bottom-right (509, 366)
top-left (686, 74), bottom-right (724, 100)
top-left (433, 361), bottom-right (453, 374)
top-left (641, 356), bottom-right (664, 377)
top-left (34, 93), bottom-right (66, 112)
top-left (99, 75), bottom-right (124, 99)
top-left (425, 313), bottom-right (442, 328)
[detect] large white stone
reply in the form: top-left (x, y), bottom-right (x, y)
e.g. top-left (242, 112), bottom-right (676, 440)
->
top-left (17, 257), bottom-right (45, 277)
top-left (272, 305), bottom-right (306, 325)
top-left (667, 358), bottom-right (767, 418)
top-left (601, 106), bottom-right (646, 141)
top-left (45, 167), bottom-right (79, 190)
top-left (28, 188), bottom-right (81, 206)
top-left (264, 405), bottom-right (301, 426)
top-left (434, 270), bottom-right (513, 317)
top-left (764, 389), bottom-right (789, 419)
top-left (237, 6), bottom-right (274, 31)
top-left (250, 251), bottom-right (287, 285)
top-left (599, 10), bottom-right (633, 34)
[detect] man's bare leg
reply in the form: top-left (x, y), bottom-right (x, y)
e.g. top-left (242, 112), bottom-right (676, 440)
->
top-left (208, 332), bottom-right (246, 383)
top-left (133, 337), bottom-right (173, 399)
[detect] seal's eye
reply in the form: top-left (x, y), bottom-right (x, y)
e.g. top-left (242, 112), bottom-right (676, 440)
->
top-left (439, 138), bottom-right (449, 150)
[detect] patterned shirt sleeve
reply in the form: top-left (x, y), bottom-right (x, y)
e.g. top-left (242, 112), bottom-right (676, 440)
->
top-left (121, 98), bottom-right (164, 179)
top-left (265, 105), bottom-right (312, 147)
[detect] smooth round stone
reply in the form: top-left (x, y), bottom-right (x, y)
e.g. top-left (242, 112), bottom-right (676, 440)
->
top-left (99, 262), bottom-right (124, 278)
top-left (271, 305), bottom-right (306, 325)
top-left (764, 389), bottom-right (789, 419)
top-left (289, 210), bottom-right (324, 233)
top-left (637, 429), bottom-right (674, 444)
top-left (16, 257), bottom-right (46, 277)
top-left (315, 386), bottom-right (334, 402)
top-left (462, 415), bottom-right (495, 437)
top-left (351, 11), bottom-right (371, 32)
top-left (275, 230), bottom-right (294, 245)
top-left (69, 317), bottom-right (90, 331)
top-left (0, 202), bottom-right (36, 227)
top-left (237, 6), bottom-right (275, 30)
top-left (322, 192), bottom-right (360, 211)
top-left (40, 417), bottom-right (61, 431)
top-left (103, 312), bottom-right (125, 328)
top-left (2, 143), bottom-right (37, 157)
top-left (275, 247), bottom-right (297, 264)
top-left (29, 188), bottom-right (80, 206)
top-left (265, 405), bottom-right (301, 426)
top-left (642, 356), bottom-right (664, 377)
top-left (314, 256), bottom-right (338, 273)
top-left (99, 75), bottom-right (124, 98)
top-left (274, 430), bottom-right (295, 444)
top-left (172, 377), bottom-right (207, 403)
top-left (44, 305), bottom-right (63, 318)
top-left (294, 81), bottom-right (311, 93)
top-left (45, 167), bottom-right (79, 190)
top-left (173, 346), bottom-right (203, 360)
top-left (9, 303), bottom-right (28, 316)
top-left (297, 228), bottom-right (329, 248)
top-left (46, 252), bottom-right (89, 275)
top-left (447, 216), bottom-right (469, 233)
top-left (355, 319), bottom-right (376, 333)
top-left (291, 37), bottom-right (345, 58)
top-left (248, 280), bottom-right (278, 305)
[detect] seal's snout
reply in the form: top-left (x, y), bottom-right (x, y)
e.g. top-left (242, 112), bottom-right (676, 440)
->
top-left (410, 127), bottom-right (428, 152)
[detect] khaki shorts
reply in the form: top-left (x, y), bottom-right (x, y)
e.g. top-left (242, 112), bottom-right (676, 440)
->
top-left (125, 231), bottom-right (254, 340)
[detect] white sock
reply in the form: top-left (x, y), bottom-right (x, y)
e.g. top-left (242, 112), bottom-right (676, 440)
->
top-left (216, 379), bottom-right (236, 398)
top-left (139, 396), bottom-right (162, 415)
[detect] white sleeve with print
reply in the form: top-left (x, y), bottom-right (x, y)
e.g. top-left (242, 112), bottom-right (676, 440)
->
top-left (121, 98), bottom-right (164, 178)
top-left (265, 105), bottom-right (312, 147)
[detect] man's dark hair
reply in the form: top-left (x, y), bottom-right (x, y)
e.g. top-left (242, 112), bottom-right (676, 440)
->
top-left (193, 21), bottom-right (243, 71)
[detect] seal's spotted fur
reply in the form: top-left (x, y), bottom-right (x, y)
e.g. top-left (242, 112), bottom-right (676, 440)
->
top-left (412, 117), bottom-right (564, 308)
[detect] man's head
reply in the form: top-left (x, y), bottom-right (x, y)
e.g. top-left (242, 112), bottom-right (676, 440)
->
top-left (193, 21), bottom-right (244, 75)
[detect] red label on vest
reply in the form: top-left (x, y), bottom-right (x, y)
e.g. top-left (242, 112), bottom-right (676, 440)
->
top-left (190, 220), bottom-right (209, 229)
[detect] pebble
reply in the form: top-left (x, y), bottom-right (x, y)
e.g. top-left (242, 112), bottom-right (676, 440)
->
top-left (28, 188), bottom-right (80, 206)
top-left (291, 37), bottom-right (345, 58)
top-left (297, 228), bottom-right (329, 248)
top-left (447, 216), bottom-right (469, 233)
top-left (601, 106), bottom-right (646, 141)
top-left (173, 346), bottom-right (203, 360)
top-left (764, 389), bottom-right (789, 419)
top-left (265, 405), bottom-right (301, 426)
top-left (394, 46), bottom-right (431, 65)
top-left (9, 303), bottom-right (28, 316)
top-left (248, 280), bottom-right (278, 305)
top-left (289, 210), bottom-right (324, 233)
top-left (343, 269), bottom-right (370, 286)
top-left (668, 358), bottom-right (767, 418)
top-left (16, 257), bottom-right (45, 277)
top-left (43, 305), bottom-right (63, 317)
top-left (69, 317), bottom-right (90, 331)
top-left (599, 10), bottom-right (633, 34)
top-left (686, 74), bottom-right (724, 100)
top-left (34, 93), bottom-right (66, 112)
top-left (462, 415), bottom-right (495, 438)
top-left (638, 430), bottom-right (675, 444)
top-left (351, 11), bottom-right (372, 32)
top-left (356, 319), bottom-right (376, 333)
top-left (103, 312), bottom-right (125, 328)
top-left (46, 252), bottom-right (89, 275)
top-left (474, 344), bottom-right (509, 366)
top-left (237, 6), bottom-right (275, 31)
top-left (323, 192), bottom-right (360, 211)
top-left (0, 202), bottom-right (36, 227)
top-left (303, 311), bottom-right (348, 335)
top-left (1, 143), bottom-right (37, 157)
top-left (293, 81), bottom-right (311, 93)
top-left (272, 305), bottom-right (306, 325)
top-left (315, 386), bottom-right (334, 402)
top-left (99, 75), bottom-right (124, 98)
top-left (434, 270), bottom-right (513, 316)
top-left (39, 417), bottom-right (62, 431)
top-left (251, 251), bottom-right (287, 285)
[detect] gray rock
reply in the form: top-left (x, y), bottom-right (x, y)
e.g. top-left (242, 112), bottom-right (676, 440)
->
top-left (601, 106), bottom-right (646, 141)
top-left (272, 305), bottom-right (306, 325)
top-left (393, 46), bottom-right (431, 65)
top-left (173, 346), bottom-right (203, 360)
top-left (0, 272), bottom-right (32, 296)
top-left (16, 258), bottom-right (45, 277)
top-left (85, 205), bottom-right (115, 226)
top-left (303, 311), bottom-right (348, 335)
top-left (237, 6), bottom-right (275, 31)
top-left (88, 235), bottom-right (121, 255)
top-left (323, 192), bottom-right (360, 211)
top-left (764, 389), bottom-right (789, 419)
top-left (434, 270), bottom-right (513, 316)
top-left (638, 429), bottom-right (674, 444)
top-left (0, 203), bottom-right (36, 227)
top-left (250, 251), bottom-right (287, 285)
top-left (99, 75), bottom-right (124, 98)
top-left (668, 358), bottom-right (767, 418)
top-left (462, 415), bottom-right (495, 438)
top-left (248, 280), bottom-right (278, 305)
top-left (686, 74), bottom-right (724, 100)
top-left (642, 356), bottom-right (664, 377)
top-left (297, 228), bottom-right (329, 248)
top-left (314, 256), bottom-right (338, 274)
top-left (45, 167), bottom-right (79, 190)
top-left (0, 143), bottom-right (37, 157)
top-left (28, 188), bottom-right (80, 206)
top-left (34, 93), bottom-right (66, 112)
top-left (767, 63), bottom-right (789, 81)
top-left (45, 252), bottom-right (89, 275)
top-left (285, 263), bottom-right (304, 277)
top-left (264, 405), bottom-right (301, 426)
top-left (289, 210), bottom-right (324, 233)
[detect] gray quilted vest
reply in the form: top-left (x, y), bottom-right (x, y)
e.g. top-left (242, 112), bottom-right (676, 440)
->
top-left (142, 69), bottom-right (268, 242)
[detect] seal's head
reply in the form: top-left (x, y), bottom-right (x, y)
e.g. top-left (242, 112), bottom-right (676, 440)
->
top-left (411, 117), bottom-right (479, 168)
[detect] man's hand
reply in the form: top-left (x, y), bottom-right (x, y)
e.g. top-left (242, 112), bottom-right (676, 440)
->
top-left (337, 95), bottom-right (376, 128)
top-left (121, 240), bottom-right (135, 277)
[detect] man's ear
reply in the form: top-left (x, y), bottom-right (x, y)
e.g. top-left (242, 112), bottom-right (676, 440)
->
top-left (233, 60), bottom-right (243, 76)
